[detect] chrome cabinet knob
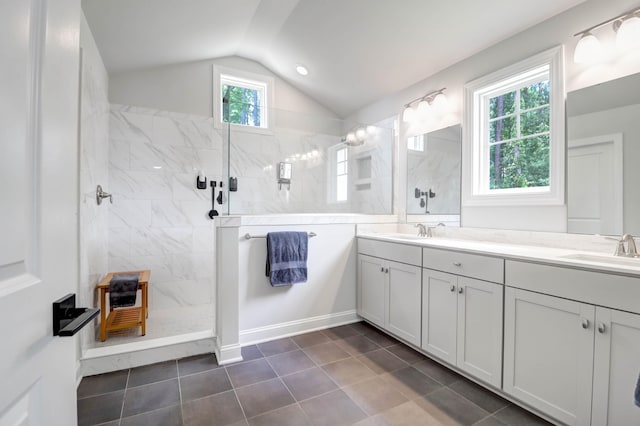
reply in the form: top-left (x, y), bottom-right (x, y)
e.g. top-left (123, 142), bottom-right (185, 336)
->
top-left (458, 287), bottom-right (464, 294)
top-left (449, 285), bottom-right (455, 292)
top-left (385, 268), bottom-right (389, 274)
top-left (581, 319), bottom-right (590, 329)
top-left (380, 267), bottom-right (384, 273)
top-left (452, 261), bottom-right (462, 267)
top-left (597, 323), bottom-right (606, 334)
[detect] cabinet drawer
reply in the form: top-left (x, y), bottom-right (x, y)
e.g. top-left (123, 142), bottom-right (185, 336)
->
top-left (422, 247), bottom-right (504, 283)
top-left (505, 260), bottom-right (640, 315)
top-left (358, 238), bottom-right (422, 266)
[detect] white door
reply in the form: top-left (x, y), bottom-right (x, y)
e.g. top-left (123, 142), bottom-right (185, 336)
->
top-left (567, 134), bottom-right (623, 235)
top-left (456, 278), bottom-right (503, 388)
top-left (0, 1), bottom-right (81, 425)
top-left (386, 261), bottom-right (421, 346)
top-left (592, 307), bottom-right (640, 425)
top-left (421, 269), bottom-right (457, 364)
top-left (503, 288), bottom-right (595, 426)
top-left (357, 255), bottom-right (386, 327)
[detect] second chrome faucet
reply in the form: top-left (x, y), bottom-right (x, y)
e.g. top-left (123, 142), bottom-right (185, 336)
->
top-left (415, 222), bottom-right (445, 238)
top-left (614, 233), bottom-right (638, 257)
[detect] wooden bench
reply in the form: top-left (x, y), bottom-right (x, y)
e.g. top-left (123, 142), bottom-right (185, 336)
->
top-left (97, 270), bottom-right (150, 341)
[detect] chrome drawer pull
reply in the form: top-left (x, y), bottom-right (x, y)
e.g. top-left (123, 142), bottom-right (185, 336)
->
top-left (450, 285), bottom-right (455, 292)
top-left (581, 319), bottom-right (590, 329)
top-left (452, 261), bottom-right (462, 267)
top-left (597, 323), bottom-right (606, 334)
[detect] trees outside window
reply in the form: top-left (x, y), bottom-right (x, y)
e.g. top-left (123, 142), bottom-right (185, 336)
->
top-left (213, 66), bottom-right (272, 131)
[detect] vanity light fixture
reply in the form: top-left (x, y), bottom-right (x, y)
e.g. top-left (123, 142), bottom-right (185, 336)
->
top-left (341, 126), bottom-right (371, 146)
top-left (401, 88), bottom-right (447, 123)
top-left (573, 6), bottom-right (640, 64)
top-left (295, 64), bottom-right (309, 76)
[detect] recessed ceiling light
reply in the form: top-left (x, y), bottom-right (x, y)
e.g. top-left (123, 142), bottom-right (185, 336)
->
top-left (296, 65), bottom-right (308, 76)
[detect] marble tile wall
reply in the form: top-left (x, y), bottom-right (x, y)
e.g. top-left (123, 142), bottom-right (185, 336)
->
top-left (108, 105), bottom-right (221, 311)
top-left (407, 127), bottom-right (461, 215)
top-left (227, 124), bottom-right (393, 215)
top-left (106, 105), bottom-right (395, 313)
top-left (349, 126), bottom-right (394, 214)
top-left (79, 31), bottom-right (110, 352)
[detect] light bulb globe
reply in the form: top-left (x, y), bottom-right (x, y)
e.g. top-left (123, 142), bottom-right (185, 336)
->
top-left (617, 16), bottom-right (640, 51)
top-left (402, 106), bottom-right (416, 123)
top-left (574, 33), bottom-right (604, 64)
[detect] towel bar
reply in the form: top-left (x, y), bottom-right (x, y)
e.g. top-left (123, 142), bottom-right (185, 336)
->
top-left (244, 232), bottom-right (317, 240)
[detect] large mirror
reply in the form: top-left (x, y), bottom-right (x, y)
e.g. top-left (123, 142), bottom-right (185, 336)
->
top-left (567, 72), bottom-right (640, 236)
top-left (406, 124), bottom-right (461, 216)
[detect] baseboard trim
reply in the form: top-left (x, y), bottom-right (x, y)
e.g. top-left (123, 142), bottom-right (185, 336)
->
top-left (215, 342), bottom-right (243, 365)
top-left (239, 310), bottom-right (359, 346)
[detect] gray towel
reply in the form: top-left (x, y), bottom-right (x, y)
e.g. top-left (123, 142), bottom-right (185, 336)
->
top-left (265, 231), bottom-right (308, 286)
top-left (109, 273), bottom-right (139, 308)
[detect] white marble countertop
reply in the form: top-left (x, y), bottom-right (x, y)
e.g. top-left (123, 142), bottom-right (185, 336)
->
top-left (357, 232), bottom-right (640, 278)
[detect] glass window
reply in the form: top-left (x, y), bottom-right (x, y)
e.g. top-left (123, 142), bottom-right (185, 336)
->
top-left (336, 147), bottom-right (348, 201)
top-left (488, 79), bottom-right (550, 189)
top-left (407, 134), bottom-right (425, 151)
top-left (462, 46), bottom-right (564, 207)
top-left (220, 74), bottom-right (268, 128)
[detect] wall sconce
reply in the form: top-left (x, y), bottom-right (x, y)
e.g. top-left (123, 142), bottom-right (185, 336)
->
top-left (342, 126), bottom-right (371, 146)
top-left (402, 88), bottom-right (447, 123)
top-left (574, 6), bottom-right (640, 64)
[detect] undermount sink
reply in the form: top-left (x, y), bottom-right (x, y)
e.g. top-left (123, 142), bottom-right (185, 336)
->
top-left (559, 253), bottom-right (640, 267)
top-left (379, 233), bottom-right (431, 241)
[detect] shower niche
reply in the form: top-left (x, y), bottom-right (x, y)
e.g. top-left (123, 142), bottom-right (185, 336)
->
top-left (354, 154), bottom-right (372, 191)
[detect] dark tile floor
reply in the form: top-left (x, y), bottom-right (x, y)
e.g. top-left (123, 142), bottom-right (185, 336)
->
top-left (77, 322), bottom-right (552, 426)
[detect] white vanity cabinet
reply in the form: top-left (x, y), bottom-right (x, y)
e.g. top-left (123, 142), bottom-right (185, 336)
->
top-left (357, 239), bottom-right (422, 346)
top-left (592, 307), bottom-right (640, 426)
top-left (422, 248), bottom-right (504, 388)
top-left (504, 260), bottom-right (640, 426)
top-left (504, 287), bottom-right (595, 425)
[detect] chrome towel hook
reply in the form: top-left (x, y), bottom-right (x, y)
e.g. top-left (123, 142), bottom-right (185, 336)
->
top-left (96, 185), bottom-right (113, 205)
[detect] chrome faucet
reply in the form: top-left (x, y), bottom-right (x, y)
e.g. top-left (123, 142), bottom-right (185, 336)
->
top-left (614, 233), bottom-right (638, 257)
top-left (415, 223), bottom-right (427, 237)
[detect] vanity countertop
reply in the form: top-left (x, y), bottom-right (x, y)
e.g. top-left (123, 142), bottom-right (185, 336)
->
top-left (357, 232), bottom-right (640, 278)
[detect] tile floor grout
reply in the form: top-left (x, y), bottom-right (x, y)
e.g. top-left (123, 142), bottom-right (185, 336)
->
top-left (78, 323), bottom-right (550, 426)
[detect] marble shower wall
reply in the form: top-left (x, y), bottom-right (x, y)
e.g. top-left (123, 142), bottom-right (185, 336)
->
top-left (407, 125), bottom-right (461, 214)
top-left (108, 105), bottom-right (222, 310)
top-left (349, 125), bottom-right (394, 214)
top-left (227, 118), bottom-right (394, 215)
top-left (227, 127), bottom-right (349, 214)
top-left (79, 20), bottom-right (110, 351)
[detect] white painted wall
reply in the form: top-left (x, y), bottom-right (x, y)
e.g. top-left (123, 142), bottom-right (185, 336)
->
top-left (79, 12), bottom-right (110, 352)
top-left (347, 0), bottom-right (640, 232)
top-left (109, 56), bottom-right (339, 119)
top-left (568, 103), bottom-right (640, 234)
top-left (238, 223), bottom-right (357, 343)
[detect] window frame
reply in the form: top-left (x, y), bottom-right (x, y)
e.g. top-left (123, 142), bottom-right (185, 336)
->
top-left (462, 46), bottom-right (565, 207)
top-left (213, 65), bottom-right (274, 133)
top-left (327, 144), bottom-right (349, 204)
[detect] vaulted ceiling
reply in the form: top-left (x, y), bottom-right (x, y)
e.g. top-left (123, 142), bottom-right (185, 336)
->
top-left (82, 0), bottom-right (586, 117)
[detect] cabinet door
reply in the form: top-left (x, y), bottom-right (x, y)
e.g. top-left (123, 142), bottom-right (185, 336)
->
top-left (387, 260), bottom-right (422, 346)
top-left (422, 269), bottom-right (457, 364)
top-left (504, 288), bottom-right (594, 426)
top-left (592, 307), bottom-right (640, 425)
top-left (357, 254), bottom-right (386, 327)
top-left (456, 278), bottom-right (503, 388)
